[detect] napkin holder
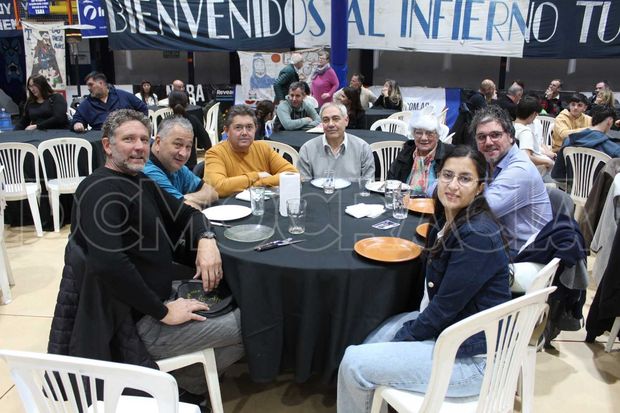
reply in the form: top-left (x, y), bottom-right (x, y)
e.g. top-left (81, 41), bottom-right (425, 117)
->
top-left (279, 172), bottom-right (300, 216)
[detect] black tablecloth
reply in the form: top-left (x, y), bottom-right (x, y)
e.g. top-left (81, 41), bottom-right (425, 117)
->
top-left (364, 108), bottom-right (398, 129)
top-left (148, 104), bottom-right (203, 121)
top-left (269, 129), bottom-right (406, 151)
top-left (215, 183), bottom-right (426, 384)
top-left (0, 129), bottom-right (104, 230)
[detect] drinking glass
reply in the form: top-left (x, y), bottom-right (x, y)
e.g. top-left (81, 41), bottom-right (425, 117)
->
top-left (323, 170), bottom-right (335, 194)
top-left (358, 177), bottom-right (371, 197)
top-left (392, 188), bottom-right (408, 219)
top-left (250, 186), bottom-right (265, 216)
top-left (287, 199), bottom-right (307, 234)
top-left (384, 180), bottom-right (401, 209)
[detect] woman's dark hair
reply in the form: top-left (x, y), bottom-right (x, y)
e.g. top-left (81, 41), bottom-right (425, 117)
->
top-left (426, 145), bottom-right (511, 262)
top-left (139, 80), bottom-right (154, 101)
top-left (256, 100), bottom-right (274, 121)
top-left (26, 75), bottom-right (54, 103)
top-left (168, 90), bottom-right (189, 116)
top-left (342, 86), bottom-right (364, 119)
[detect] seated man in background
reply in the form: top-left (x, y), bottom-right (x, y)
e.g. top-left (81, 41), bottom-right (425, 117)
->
top-left (494, 83), bottom-right (523, 121)
top-left (551, 93), bottom-right (592, 152)
top-left (274, 82), bottom-right (320, 131)
top-left (205, 105), bottom-right (298, 197)
top-left (273, 53), bottom-right (304, 104)
top-left (552, 105), bottom-right (620, 184)
top-left (473, 105), bottom-right (552, 255)
top-left (542, 78), bottom-right (563, 117)
top-left (71, 71), bottom-right (148, 132)
top-left (144, 116), bottom-right (218, 210)
top-left (298, 103), bottom-right (374, 180)
top-left (467, 79), bottom-right (496, 112)
top-left (387, 113), bottom-right (453, 197)
top-left (514, 96), bottom-right (555, 174)
top-left (333, 73), bottom-right (377, 110)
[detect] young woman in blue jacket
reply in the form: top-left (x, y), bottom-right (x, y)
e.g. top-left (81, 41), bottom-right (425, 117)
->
top-left (338, 146), bottom-right (512, 413)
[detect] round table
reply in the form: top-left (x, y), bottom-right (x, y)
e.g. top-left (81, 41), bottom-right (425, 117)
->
top-left (213, 183), bottom-right (427, 384)
top-left (148, 104), bottom-right (203, 121)
top-left (269, 129), bottom-right (406, 151)
top-left (364, 107), bottom-right (398, 129)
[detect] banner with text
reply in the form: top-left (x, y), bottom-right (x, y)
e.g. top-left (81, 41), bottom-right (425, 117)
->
top-left (0, 0), bottom-right (19, 37)
top-left (103, 0), bottom-right (294, 51)
top-left (78, 0), bottom-right (109, 38)
top-left (237, 48), bottom-right (321, 104)
top-left (22, 22), bottom-right (66, 90)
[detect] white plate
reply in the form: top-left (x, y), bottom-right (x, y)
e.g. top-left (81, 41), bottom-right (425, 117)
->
top-left (203, 205), bottom-right (252, 221)
top-left (311, 178), bottom-right (351, 189)
top-left (366, 181), bottom-right (410, 194)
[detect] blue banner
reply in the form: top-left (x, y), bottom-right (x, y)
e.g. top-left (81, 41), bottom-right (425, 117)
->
top-left (78, 0), bottom-right (108, 39)
top-left (0, 0), bottom-right (20, 37)
top-left (28, 0), bottom-right (50, 16)
top-left (103, 0), bottom-right (293, 51)
top-left (523, 0), bottom-right (620, 58)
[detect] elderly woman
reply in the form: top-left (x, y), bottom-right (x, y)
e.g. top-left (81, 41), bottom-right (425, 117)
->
top-left (310, 51), bottom-right (339, 109)
top-left (387, 113), bottom-right (453, 196)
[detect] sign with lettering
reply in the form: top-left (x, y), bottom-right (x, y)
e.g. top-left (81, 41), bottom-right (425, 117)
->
top-left (0, 0), bottom-right (19, 37)
top-left (28, 0), bottom-right (50, 16)
top-left (78, 0), bottom-right (108, 38)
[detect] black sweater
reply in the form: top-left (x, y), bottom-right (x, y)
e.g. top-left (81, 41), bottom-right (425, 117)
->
top-left (16, 93), bottom-right (68, 130)
top-left (71, 167), bottom-right (210, 321)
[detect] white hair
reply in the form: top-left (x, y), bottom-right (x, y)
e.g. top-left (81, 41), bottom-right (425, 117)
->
top-left (290, 53), bottom-right (304, 64)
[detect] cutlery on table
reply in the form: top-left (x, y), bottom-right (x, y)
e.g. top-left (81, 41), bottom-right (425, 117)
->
top-left (210, 221), bottom-right (231, 228)
top-left (255, 238), bottom-right (306, 251)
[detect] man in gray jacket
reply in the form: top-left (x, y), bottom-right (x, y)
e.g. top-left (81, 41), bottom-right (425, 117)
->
top-left (274, 82), bottom-right (320, 131)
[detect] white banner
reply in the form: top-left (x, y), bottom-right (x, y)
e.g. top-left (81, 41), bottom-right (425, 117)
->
top-left (369, 86), bottom-right (446, 115)
top-left (237, 48), bottom-right (321, 104)
top-left (294, 0), bottom-right (529, 58)
top-left (22, 21), bottom-right (66, 90)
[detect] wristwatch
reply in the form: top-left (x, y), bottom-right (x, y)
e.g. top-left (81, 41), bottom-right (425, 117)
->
top-left (199, 230), bottom-right (216, 240)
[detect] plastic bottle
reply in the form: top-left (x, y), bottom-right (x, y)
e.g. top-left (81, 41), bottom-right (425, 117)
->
top-left (0, 108), bottom-right (13, 133)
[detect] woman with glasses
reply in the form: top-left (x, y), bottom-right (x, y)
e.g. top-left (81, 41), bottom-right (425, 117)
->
top-left (16, 75), bottom-right (68, 130)
top-left (337, 145), bottom-right (512, 413)
top-left (387, 114), bottom-right (453, 196)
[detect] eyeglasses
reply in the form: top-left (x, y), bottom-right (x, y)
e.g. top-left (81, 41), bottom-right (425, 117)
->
top-left (475, 131), bottom-right (505, 143)
top-left (438, 170), bottom-right (477, 186)
top-left (413, 130), bottom-right (437, 138)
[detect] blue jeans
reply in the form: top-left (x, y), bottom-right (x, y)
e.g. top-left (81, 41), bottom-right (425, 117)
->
top-left (337, 312), bottom-right (485, 413)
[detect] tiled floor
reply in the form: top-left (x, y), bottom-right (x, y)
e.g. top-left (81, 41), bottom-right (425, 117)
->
top-left (0, 225), bottom-right (618, 412)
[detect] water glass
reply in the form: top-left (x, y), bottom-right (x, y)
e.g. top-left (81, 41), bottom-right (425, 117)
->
top-left (287, 199), bottom-right (307, 234)
top-left (250, 186), bottom-right (266, 216)
top-left (392, 188), bottom-right (409, 219)
top-left (358, 177), bottom-right (371, 197)
top-left (323, 170), bottom-right (335, 194)
top-left (384, 180), bottom-right (401, 209)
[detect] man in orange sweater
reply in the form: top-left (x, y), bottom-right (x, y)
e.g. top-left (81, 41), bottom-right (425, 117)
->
top-left (204, 105), bottom-right (298, 197)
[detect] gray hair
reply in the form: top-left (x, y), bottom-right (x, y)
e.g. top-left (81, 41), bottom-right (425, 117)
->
top-left (290, 53), bottom-right (304, 64)
top-left (469, 105), bottom-right (515, 140)
top-left (320, 102), bottom-right (348, 118)
top-left (318, 50), bottom-right (330, 60)
top-left (102, 109), bottom-right (151, 143)
top-left (158, 116), bottom-right (193, 140)
top-left (224, 104), bottom-right (257, 128)
top-left (506, 84), bottom-right (523, 97)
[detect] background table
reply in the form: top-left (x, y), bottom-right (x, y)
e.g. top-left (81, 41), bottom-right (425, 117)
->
top-left (364, 107), bottom-right (398, 129)
top-left (214, 183), bottom-right (427, 384)
top-left (0, 129), bottom-right (104, 230)
top-left (269, 129), bottom-right (406, 151)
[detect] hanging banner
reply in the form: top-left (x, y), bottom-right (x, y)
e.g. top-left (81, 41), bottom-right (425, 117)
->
top-left (28, 0), bottom-right (50, 16)
top-left (103, 0), bottom-right (294, 51)
top-left (22, 22), bottom-right (66, 90)
top-left (78, 0), bottom-right (108, 38)
top-left (237, 48), bottom-right (321, 104)
top-left (0, 0), bottom-right (19, 37)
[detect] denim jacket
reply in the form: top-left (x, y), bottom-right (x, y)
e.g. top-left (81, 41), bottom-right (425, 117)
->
top-left (394, 213), bottom-right (511, 357)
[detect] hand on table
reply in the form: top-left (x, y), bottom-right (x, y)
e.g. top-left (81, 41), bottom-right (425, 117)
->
top-left (194, 238), bottom-right (223, 292)
top-left (321, 93), bottom-right (330, 100)
top-left (160, 298), bottom-right (209, 325)
top-left (25, 125), bottom-right (37, 131)
top-left (73, 122), bottom-right (85, 133)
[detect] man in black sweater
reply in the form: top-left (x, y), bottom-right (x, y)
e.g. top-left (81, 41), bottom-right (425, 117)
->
top-left (71, 109), bottom-right (243, 396)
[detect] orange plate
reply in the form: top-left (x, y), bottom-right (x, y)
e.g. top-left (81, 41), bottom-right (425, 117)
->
top-left (416, 223), bottom-right (430, 238)
top-left (354, 237), bottom-right (422, 263)
top-left (408, 198), bottom-right (434, 214)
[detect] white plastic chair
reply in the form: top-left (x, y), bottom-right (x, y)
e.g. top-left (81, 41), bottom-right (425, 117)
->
top-left (265, 140), bottom-right (300, 167)
top-left (67, 107), bottom-right (76, 121)
top-left (38, 138), bottom-right (93, 233)
top-left (305, 95), bottom-right (319, 109)
top-left (152, 107), bottom-right (175, 139)
top-left (370, 141), bottom-right (404, 182)
top-left (518, 257), bottom-right (561, 413)
top-left (0, 349), bottom-right (200, 413)
top-left (0, 166), bottom-right (14, 305)
top-left (563, 147), bottom-right (611, 220)
top-left (0, 143), bottom-right (42, 237)
top-left (370, 287), bottom-right (555, 413)
top-left (204, 103), bottom-right (220, 148)
top-left (370, 119), bottom-right (410, 138)
top-left (388, 111), bottom-right (413, 124)
top-left (537, 115), bottom-right (555, 148)
top-left (147, 109), bottom-right (155, 138)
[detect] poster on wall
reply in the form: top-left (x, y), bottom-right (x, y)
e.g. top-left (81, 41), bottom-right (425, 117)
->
top-left (237, 48), bottom-right (321, 104)
top-left (22, 21), bottom-right (66, 90)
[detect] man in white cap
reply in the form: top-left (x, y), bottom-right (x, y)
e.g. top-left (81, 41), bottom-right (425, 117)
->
top-left (387, 112), bottom-right (454, 196)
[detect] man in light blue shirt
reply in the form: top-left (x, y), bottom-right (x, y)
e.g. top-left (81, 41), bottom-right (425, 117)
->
top-left (298, 103), bottom-right (374, 181)
top-left (472, 105), bottom-right (552, 254)
top-left (144, 117), bottom-right (218, 210)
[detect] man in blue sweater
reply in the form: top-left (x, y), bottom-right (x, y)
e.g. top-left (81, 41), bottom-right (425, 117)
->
top-left (71, 71), bottom-right (148, 132)
top-left (552, 105), bottom-right (620, 183)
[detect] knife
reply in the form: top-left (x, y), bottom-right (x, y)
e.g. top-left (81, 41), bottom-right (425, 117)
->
top-left (255, 239), bottom-right (306, 251)
top-left (210, 221), bottom-right (231, 228)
